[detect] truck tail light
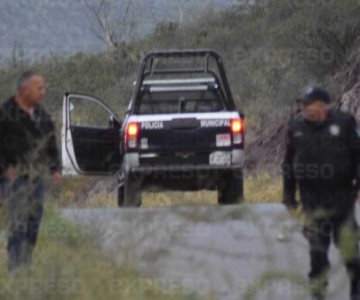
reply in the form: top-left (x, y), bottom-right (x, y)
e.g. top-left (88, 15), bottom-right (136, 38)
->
top-left (126, 122), bottom-right (139, 149)
top-left (231, 119), bottom-right (243, 133)
top-left (231, 118), bottom-right (244, 145)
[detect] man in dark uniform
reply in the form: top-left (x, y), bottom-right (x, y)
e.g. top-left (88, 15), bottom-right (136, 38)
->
top-left (283, 87), bottom-right (360, 300)
top-left (0, 71), bottom-right (61, 271)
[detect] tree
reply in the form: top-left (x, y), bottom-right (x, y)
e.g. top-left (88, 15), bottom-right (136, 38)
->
top-left (83, 0), bottom-right (140, 50)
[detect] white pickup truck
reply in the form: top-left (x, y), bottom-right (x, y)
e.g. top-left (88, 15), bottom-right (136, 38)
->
top-left (62, 49), bottom-right (245, 207)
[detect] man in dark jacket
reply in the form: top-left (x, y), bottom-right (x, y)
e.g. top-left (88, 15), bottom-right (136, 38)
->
top-left (283, 87), bottom-right (360, 300)
top-left (0, 71), bottom-right (61, 271)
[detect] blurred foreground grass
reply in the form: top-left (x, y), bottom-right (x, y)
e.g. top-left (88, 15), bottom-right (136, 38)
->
top-left (56, 173), bottom-right (282, 208)
top-left (0, 174), bottom-right (285, 299)
top-left (0, 205), bottom-right (204, 300)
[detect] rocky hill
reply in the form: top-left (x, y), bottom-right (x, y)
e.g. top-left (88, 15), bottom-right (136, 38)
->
top-left (246, 44), bottom-right (360, 174)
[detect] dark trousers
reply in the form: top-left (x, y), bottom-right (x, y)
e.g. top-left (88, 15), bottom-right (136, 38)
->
top-left (304, 211), bottom-right (360, 298)
top-left (0, 176), bottom-right (44, 271)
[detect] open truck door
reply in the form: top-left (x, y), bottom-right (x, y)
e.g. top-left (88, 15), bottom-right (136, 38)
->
top-left (61, 93), bottom-right (122, 176)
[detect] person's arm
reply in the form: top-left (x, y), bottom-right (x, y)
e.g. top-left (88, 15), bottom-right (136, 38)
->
top-left (0, 110), bottom-right (5, 175)
top-left (348, 116), bottom-right (360, 191)
top-left (282, 123), bottom-right (298, 210)
top-left (45, 117), bottom-right (62, 186)
top-left (0, 110), bottom-right (14, 177)
top-left (46, 119), bottom-right (61, 174)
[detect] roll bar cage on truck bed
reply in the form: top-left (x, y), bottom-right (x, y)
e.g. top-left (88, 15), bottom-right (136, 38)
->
top-left (130, 49), bottom-right (237, 113)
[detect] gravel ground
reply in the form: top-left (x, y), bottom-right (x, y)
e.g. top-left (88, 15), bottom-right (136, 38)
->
top-left (61, 204), bottom-right (360, 300)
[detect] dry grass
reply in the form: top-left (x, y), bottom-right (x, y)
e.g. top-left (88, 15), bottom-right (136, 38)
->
top-left (143, 191), bottom-right (217, 207)
top-left (244, 173), bottom-right (282, 204)
top-left (58, 191), bottom-right (218, 208)
top-left (55, 173), bottom-right (282, 208)
top-left (55, 177), bottom-right (91, 207)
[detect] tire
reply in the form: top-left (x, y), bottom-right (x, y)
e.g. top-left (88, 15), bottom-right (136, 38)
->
top-left (218, 170), bottom-right (244, 205)
top-left (117, 184), bottom-right (125, 207)
top-left (117, 175), bottom-right (142, 208)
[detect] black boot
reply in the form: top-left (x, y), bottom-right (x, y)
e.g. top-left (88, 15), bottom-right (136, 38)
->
top-left (311, 291), bottom-right (325, 300)
top-left (310, 278), bottom-right (327, 300)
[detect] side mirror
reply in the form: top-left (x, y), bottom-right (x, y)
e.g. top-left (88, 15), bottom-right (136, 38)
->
top-left (109, 115), bottom-right (122, 130)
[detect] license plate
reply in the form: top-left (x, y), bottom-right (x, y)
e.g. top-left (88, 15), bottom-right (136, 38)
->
top-left (210, 152), bottom-right (232, 166)
top-left (216, 134), bottom-right (231, 147)
top-left (140, 138), bottom-right (149, 149)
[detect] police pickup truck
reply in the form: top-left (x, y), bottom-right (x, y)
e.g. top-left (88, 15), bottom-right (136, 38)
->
top-left (62, 49), bottom-right (245, 207)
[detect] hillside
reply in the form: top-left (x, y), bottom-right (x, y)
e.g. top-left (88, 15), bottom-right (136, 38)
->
top-left (0, 0), bottom-right (234, 61)
top-left (0, 0), bottom-right (359, 176)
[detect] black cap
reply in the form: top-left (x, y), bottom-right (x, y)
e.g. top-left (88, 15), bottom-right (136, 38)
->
top-left (301, 87), bottom-right (331, 105)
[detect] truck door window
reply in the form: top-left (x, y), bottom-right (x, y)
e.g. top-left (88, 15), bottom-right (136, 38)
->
top-left (70, 97), bottom-right (112, 128)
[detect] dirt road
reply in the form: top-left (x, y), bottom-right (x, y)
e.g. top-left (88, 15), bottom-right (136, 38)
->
top-left (61, 204), bottom-right (359, 300)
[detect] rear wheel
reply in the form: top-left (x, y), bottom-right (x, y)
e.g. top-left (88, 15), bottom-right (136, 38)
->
top-left (218, 170), bottom-right (244, 205)
top-left (117, 185), bottom-right (125, 207)
top-left (118, 175), bottom-right (142, 208)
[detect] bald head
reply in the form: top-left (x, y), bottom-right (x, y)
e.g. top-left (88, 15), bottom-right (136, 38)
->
top-left (16, 71), bottom-right (46, 107)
